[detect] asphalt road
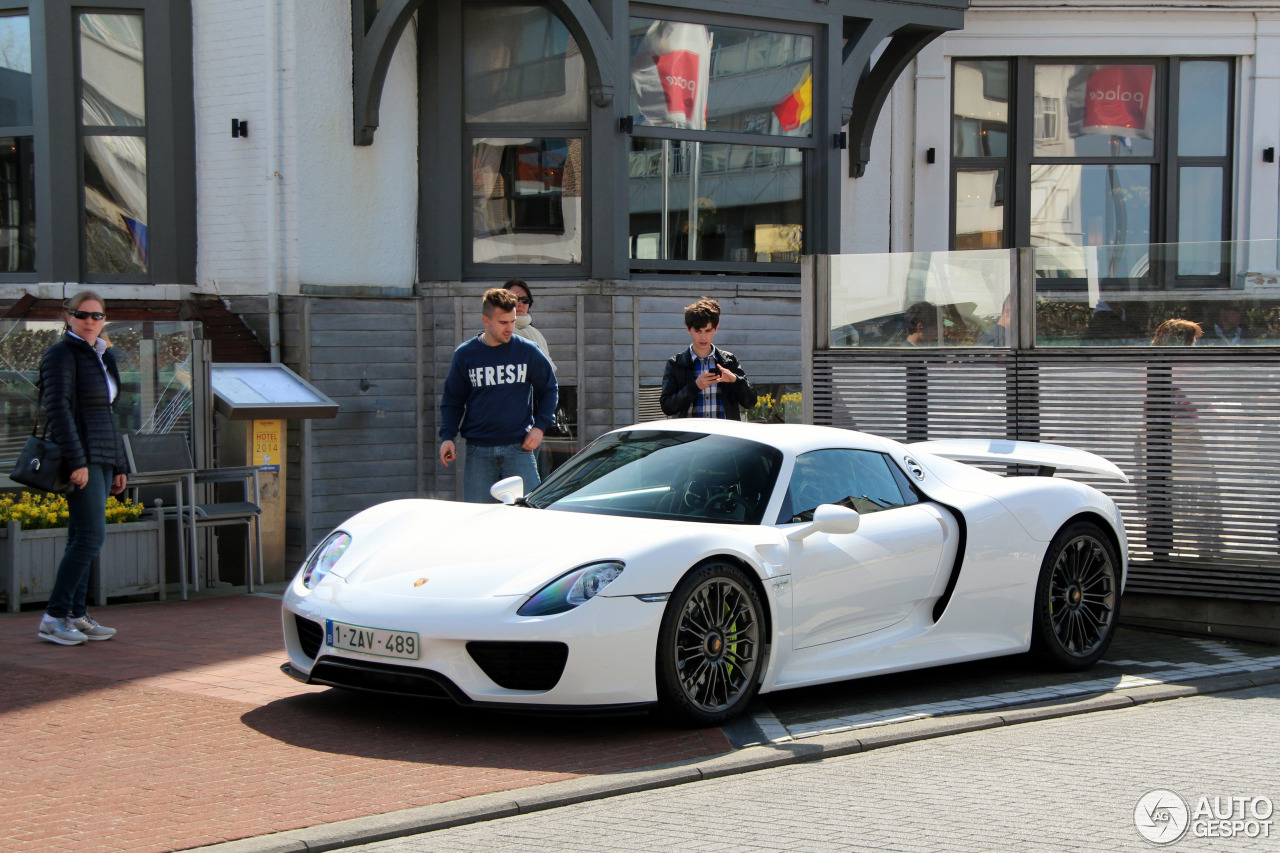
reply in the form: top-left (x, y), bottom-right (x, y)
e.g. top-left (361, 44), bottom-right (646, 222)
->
top-left (349, 681), bottom-right (1280, 853)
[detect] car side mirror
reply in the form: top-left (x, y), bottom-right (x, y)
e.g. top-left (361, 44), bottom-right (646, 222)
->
top-left (786, 503), bottom-right (860, 540)
top-left (490, 476), bottom-right (524, 505)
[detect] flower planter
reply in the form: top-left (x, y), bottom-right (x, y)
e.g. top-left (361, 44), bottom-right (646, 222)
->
top-left (1, 514), bottom-right (166, 613)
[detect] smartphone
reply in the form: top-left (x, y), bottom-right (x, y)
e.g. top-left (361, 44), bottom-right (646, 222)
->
top-left (707, 365), bottom-right (722, 377)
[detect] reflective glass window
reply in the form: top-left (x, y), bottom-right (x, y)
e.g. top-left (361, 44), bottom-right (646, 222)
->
top-left (0, 13), bottom-right (33, 127)
top-left (778, 449), bottom-right (908, 523)
top-left (629, 18), bottom-right (813, 138)
top-left (0, 136), bottom-right (35, 272)
top-left (952, 60), bottom-right (1008, 157)
top-left (955, 168), bottom-right (1005, 251)
top-left (1178, 60), bottom-right (1229, 157)
top-left (84, 135), bottom-right (148, 275)
top-left (464, 6), bottom-right (586, 124)
top-left (472, 136), bottom-right (582, 265)
top-left (1030, 163), bottom-right (1151, 275)
top-left (628, 138), bottom-right (802, 263)
top-left (1033, 64), bottom-right (1156, 157)
top-left (0, 14), bottom-right (34, 273)
top-left (80, 13), bottom-right (146, 128)
top-left (1178, 166), bottom-right (1224, 275)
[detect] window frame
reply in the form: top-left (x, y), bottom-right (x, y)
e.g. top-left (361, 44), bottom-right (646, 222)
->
top-left (465, 124), bottom-right (590, 278)
top-left (0, 3), bottom-right (38, 279)
top-left (625, 7), bottom-right (818, 278)
top-left (461, 2), bottom-right (590, 279)
top-left (0, 0), bottom-right (192, 287)
top-left (950, 54), bottom-right (1235, 290)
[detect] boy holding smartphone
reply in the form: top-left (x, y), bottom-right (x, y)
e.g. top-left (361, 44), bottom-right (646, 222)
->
top-left (659, 298), bottom-right (757, 420)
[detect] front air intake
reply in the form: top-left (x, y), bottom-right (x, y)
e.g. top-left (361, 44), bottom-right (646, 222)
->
top-left (466, 641), bottom-right (569, 691)
top-left (294, 614), bottom-right (324, 660)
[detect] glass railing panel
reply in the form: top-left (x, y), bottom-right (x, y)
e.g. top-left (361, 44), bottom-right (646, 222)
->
top-left (0, 319), bottom-right (198, 477)
top-left (827, 248), bottom-right (1014, 347)
top-left (1034, 239), bottom-right (1280, 346)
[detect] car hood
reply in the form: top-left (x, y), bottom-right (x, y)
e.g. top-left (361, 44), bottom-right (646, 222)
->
top-left (330, 499), bottom-right (686, 599)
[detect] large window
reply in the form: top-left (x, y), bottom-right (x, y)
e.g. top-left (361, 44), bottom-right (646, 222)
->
top-left (951, 57), bottom-right (1233, 288)
top-left (464, 5), bottom-right (586, 270)
top-left (0, 11), bottom-right (34, 272)
top-left (626, 17), bottom-right (813, 273)
top-left (80, 12), bottom-right (147, 276)
top-left (0, 1), bottom-right (193, 285)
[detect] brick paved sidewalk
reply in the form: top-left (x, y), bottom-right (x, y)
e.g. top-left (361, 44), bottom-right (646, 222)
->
top-left (0, 595), bottom-right (730, 853)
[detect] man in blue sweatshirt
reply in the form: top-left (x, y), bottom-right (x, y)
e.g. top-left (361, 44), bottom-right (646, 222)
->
top-left (439, 288), bottom-right (558, 502)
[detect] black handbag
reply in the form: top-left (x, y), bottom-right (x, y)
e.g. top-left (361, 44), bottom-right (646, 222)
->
top-left (9, 389), bottom-right (73, 494)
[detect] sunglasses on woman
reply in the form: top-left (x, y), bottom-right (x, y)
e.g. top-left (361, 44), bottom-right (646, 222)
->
top-left (67, 309), bottom-right (106, 321)
top-left (514, 296), bottom-right (532, 305)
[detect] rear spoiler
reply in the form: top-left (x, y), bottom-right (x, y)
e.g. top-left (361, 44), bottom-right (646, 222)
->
top-left (910, 439), bottom-right (1129, 484)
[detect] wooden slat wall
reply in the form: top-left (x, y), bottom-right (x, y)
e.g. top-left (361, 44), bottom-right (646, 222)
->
top-left (284, 297), bottom-right (423, 562)
top-left (812, 349), bottom-right (1280, 602)
top-left (279, 284), bottom-right (805, 557)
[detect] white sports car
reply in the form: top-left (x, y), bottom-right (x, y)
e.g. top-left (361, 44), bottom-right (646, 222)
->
top-left (282, 420), bottom-right (1128, 726)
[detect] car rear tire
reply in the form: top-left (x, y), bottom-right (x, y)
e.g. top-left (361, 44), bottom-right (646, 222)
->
top-left (655, 562), bottom-right (764, 727)
top-left (1031, 521), bottom-right (1121, 670)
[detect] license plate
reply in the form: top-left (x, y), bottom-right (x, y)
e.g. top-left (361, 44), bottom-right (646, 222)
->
top-left (325, 620), bottom-right (420, 660)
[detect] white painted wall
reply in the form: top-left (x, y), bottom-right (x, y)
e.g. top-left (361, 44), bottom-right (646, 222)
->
top-left (293, 4), bottom-right (418, 289)
top-left (193, 0), bottom-right (274, 294)
top-left (194, 0), bottom-right (418, 295)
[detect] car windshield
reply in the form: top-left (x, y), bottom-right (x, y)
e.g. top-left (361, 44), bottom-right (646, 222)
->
top-left (525, 430), bottom-right (783, 524)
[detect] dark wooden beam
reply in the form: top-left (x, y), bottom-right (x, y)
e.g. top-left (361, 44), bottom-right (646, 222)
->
top-left (846, 26), bottom-right (948, 178)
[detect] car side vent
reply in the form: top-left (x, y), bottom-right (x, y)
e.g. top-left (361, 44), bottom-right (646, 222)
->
top-left (466, 641), bottom-right (569, 691)
top-left (294, 614), bottom-right (324, 660)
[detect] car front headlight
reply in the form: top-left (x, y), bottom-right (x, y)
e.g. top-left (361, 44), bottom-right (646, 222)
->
top-left (301, 531), bottom-right (351, 589)
top-left (518, 560), bottom-right (625, 616)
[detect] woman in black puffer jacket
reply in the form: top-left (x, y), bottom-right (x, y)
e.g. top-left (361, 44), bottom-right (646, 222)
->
top-left (36, 291), bottom-right (129, 646)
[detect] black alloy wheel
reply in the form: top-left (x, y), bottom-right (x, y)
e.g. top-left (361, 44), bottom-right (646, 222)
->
top-left (655, 562), bottom-right (765, 727)
top-left (1031, 521), bottom-right (1121, 670)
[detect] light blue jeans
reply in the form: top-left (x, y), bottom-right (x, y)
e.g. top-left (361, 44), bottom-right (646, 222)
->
top-left (463, 443), bottom-right (539, 503)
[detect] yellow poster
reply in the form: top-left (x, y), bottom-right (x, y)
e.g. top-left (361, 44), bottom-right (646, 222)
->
top-left (253, 419), bottom-right (282, 472)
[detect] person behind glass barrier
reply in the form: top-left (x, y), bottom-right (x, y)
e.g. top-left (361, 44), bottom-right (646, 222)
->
top-left (36, 290), bottom-right (128, 645)
top-left (1209, 301), bottom-right (1246, 346)
top-left (903, 301), bottom-right (939, 345)
top-left (978, 295), bottom-right (1012, 346)
top-left (438, 288), bottom-right (557, 502)
top-left (660, 297), bottom-right (757, 420)
top-left (1151, 318), bottom-right (1203, 346)
top-left (503, 279), bottom-right (557, 373)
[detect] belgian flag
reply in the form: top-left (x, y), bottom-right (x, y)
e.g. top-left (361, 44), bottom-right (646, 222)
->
top-left (773, 72), bottom-right (813, 132)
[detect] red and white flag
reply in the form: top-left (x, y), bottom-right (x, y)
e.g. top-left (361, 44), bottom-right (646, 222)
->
top-left (630, 21), bottom-right (711, 129)
top-left (1068, 65), bottom-right (1155, 139)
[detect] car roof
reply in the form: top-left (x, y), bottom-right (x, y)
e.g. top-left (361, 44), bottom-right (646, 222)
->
top-left (607, 419), bottom-right (902, 458)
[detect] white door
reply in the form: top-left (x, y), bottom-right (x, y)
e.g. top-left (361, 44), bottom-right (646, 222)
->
top-left (782, 449), bottom-right (948, 649)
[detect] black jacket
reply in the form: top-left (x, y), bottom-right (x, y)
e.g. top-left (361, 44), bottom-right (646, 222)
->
top-left (39, 333), bottom-right (128, 475)
top-left (660, 347), bottom-right (757, 421)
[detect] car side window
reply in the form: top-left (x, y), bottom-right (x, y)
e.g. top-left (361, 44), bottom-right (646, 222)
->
top-left (778, 449), bottom-right (913, 524)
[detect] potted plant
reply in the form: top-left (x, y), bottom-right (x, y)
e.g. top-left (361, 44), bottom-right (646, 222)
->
top-left (0, 492), bottom-right (165, 613)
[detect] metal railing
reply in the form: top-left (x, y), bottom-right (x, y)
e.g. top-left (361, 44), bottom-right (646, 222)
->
top-left (804, 240), bottom-right (1280, 603)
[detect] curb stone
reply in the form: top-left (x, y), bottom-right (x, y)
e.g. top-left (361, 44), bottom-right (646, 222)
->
top-left (183, 667), bottom-right (1280, 853)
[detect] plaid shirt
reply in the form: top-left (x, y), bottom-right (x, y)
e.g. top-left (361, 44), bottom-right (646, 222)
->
top-left (688, 347), bottom-right (724, 418)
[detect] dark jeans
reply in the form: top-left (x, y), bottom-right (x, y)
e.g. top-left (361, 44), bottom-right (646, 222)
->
top-left (45, 464), bottom-right (110, 619)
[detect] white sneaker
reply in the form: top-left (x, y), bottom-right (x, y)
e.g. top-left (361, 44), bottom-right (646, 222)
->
top-left (71, 615), bottom-right (116, 641)
top-left (38, 615), bottom-right (87, 646)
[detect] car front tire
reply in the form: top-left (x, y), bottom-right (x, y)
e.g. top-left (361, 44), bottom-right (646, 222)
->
top-left (1031, 520), bottom-right (1121, 670)
top-left (655, 561), bottom-right (764, 727)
